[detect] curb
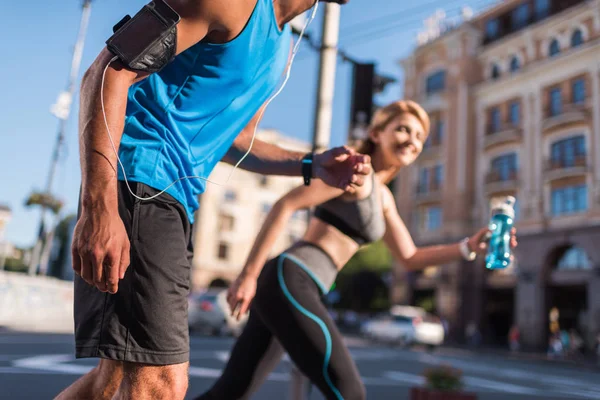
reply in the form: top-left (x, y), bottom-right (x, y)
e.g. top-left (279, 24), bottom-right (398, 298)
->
top-left (436, 345), bottom-right (600, 372)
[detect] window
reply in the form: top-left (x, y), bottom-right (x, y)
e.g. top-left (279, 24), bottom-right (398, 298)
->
top-left (512, 4), bottom-right (530, 30)
top-left (425, 207), bottom-right (443, 232)
top-left (510, 101), bottom-right (520, 125)
top-left (571, 29), bottom-right (584, 48)
top-left (550, 88), bottom-right (562, 116)
top-left (572, 78), bottom-right (585, 104)
top-left (549, 39), bottom-right (561, 57)
top-left (510, 56), bottom-right (520, 72)
top-left (491, 64), bottom-right (501, 80)
top-left (425, 71), bottom-right (446, 95)
top-left (551, 136), bottom-right (585, 168)
top-left (425, 120), bottom-right (444, 149)
top-left (224, 190), bottom-right (237, 202)
top-left (557, 247), bottom-right (592, 270)
top-left (551, 185), bottom-right (587, 216)
top-left (535, 0), bottom-right (550, 19)
top-left (261, 202), bottom-right (272, 214)
top-left (491, 153), bottom-right (517, 181)
top-left (218, 242), bottom-right (229, 260)
top-left (490, 107), bottom-right (501, 132)
top-left (432, 165), bottom-right (443, 189)
top-left (485, 19), bottom-right (500, 40)
top-left (418, 168), bottom-right (430, 193)
top-left (218, 214), bottom-right (234, 232)
top-left (434, 120), bottom-right (444, 144)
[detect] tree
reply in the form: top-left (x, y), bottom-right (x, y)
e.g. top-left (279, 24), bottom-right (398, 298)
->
top-left (25, 191), bottom-right (64, 215)
top-left (334, 240), bottom-right (393, 312)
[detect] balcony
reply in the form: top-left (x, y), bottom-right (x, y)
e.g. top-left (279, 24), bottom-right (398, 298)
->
top-left (543, 102), bottom-right (590, 132)
top-left (415, 182), bottom-right (442, 204)
top-left (485, 170), bottom-right (518, 196)
top-left (544, 156), bottom-right (588, 182)
top-left (484, 124), bottom-right (522, 150)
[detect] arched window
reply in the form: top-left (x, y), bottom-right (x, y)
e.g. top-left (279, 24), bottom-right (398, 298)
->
top-left (549, 39), bottom-right (561, 57)
top-left (510, 56), bottom-right (520, 72)
top-left (491, 63), bottom-right (501, 79)
top-left (556, 247), bottom-right (592, 270)
top-left (571, 29), bottom-right (584, 48)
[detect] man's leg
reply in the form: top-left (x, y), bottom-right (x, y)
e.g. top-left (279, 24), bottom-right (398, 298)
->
top-left (60, 182), bottom-right (194, 400)
top-left (55, 359), bottom-right (123, 400)
top-left (114, 361), bottom-right (189, 400)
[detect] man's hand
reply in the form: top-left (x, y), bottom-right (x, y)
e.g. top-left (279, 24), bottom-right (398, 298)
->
top-left (313, 146), bottom-right (371, 193)
top-left (71, 206), bottom-right (130, 294)
top-left (226, 274), bottom-right (258, 321)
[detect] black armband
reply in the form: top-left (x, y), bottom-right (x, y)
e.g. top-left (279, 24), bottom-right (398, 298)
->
top-left (106, 0), bottom-right (180, 74)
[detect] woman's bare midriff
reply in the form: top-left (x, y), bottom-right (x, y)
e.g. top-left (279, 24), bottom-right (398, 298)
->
top-left (300, 217), bottom-right (360, 272)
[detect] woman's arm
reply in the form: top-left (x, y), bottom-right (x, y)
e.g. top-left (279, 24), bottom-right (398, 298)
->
top-left (227, 176), bottom-right (355, 319)
top-left (380, 186), bottom-right (490, 271)
top-left (240, 179), bottom-right (346, 279)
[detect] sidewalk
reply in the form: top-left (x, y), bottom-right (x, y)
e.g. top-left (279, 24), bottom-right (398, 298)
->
top-left (432, 344), bottom-right (600, 372)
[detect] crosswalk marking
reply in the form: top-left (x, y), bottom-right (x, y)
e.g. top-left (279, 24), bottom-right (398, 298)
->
top-left (6, 353), bottom-right (599, 399)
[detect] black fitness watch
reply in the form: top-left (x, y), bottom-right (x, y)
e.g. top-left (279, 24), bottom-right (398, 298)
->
top-left (302, 153), bottom-right (313, 186)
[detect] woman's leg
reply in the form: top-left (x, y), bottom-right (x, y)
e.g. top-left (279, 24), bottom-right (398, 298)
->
top-left (254, 255), bottom-right (366, 400)
top-left (194, 295), bottom-right (284, 399)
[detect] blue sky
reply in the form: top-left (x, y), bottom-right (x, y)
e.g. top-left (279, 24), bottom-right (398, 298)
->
top-left (0, 0), bottom-right (497, 247)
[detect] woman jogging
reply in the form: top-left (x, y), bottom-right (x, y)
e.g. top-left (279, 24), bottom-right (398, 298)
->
top-left (195, 100), bottom-right (518, 400)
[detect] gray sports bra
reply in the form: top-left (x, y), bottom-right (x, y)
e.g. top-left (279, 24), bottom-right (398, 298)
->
top-left (313, 173), bottom-right (386, 245)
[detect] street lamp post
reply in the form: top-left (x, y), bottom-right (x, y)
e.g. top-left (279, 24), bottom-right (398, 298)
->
top-left (29, 0), bottom-right (93, 275)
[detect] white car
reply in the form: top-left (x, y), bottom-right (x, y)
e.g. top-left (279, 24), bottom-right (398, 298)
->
top-left (188, 289), bottom-right (248, 337)
top-left (361, 306), bottom-right (445, 348)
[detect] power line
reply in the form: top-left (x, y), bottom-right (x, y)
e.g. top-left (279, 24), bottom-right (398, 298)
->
top-left (342, 0), bottom-right (499, 47)
top-left (340, 0), bottom-right (462, 35)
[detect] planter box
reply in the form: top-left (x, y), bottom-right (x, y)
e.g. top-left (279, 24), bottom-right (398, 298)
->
top-left (410, 387), bottom-right (477, 400)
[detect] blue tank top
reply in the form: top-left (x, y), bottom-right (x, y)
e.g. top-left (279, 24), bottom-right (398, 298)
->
top-left (118, 0), bottom-right (291, 222)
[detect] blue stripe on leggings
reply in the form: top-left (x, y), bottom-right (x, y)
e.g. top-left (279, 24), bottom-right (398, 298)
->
top-left (277, 254), bottom-right (343, 400)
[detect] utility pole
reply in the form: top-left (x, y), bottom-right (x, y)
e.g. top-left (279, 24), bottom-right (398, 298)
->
top-left (29, 0), bottom-right (93, 275)
top-left (311, 3), bottom-right (341, 153)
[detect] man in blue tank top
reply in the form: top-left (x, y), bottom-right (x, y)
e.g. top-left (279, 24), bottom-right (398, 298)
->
top-left (57, 0), bottom-right (362, 399)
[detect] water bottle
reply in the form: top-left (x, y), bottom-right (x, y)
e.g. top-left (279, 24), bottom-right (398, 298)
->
top-left (485, 196), bottom-right (516, 270)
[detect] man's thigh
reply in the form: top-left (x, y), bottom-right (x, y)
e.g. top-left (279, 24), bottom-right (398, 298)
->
top-left (75, 182), bottom-right (193, 365)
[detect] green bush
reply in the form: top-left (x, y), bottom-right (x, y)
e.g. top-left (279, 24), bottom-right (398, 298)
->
top-left (423, 365), bottom-right (464, 392)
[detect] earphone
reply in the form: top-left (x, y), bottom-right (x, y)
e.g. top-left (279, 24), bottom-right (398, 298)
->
top-left (101, 1), bottom-right (319, 201)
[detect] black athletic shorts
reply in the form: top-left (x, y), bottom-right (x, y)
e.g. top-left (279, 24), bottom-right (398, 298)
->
top-left (74, 181), bottom-right (193, 365)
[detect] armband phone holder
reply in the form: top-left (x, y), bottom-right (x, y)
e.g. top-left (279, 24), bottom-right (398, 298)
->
top-left (106, 0), bottom-right (181, 73)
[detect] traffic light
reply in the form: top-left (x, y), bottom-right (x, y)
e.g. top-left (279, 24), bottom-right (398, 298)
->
top-left (349, 63), bottom-right (374, 142)
top-left (348, 63), bottom-right (396, 142)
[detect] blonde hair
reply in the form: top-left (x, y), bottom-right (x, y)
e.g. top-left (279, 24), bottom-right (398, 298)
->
top-left (355, 100), bottom-right (430, 155)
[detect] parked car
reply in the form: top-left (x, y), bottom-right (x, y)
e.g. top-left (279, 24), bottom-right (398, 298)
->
top-left (361, 306), bottom-right (445, 348)
top-left (188, 289), bottom-right (248, 337)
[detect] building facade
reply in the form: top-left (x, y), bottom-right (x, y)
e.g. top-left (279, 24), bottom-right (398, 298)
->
top-left (191, 130), bottom-right (309, 290)
top-left (395, 0), bottom-right (600, 349)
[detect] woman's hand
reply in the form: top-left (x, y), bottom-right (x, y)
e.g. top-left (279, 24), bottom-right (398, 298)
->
top-left (226, 274), bottom-right (258, 321)
top-left (468, 227), bottom-right (518, 255)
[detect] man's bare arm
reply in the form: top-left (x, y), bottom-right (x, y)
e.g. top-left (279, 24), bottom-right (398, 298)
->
top-left (222, 131), bottom-right (306, 176)
top-left (74, 0), bottom-right (215, 294)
